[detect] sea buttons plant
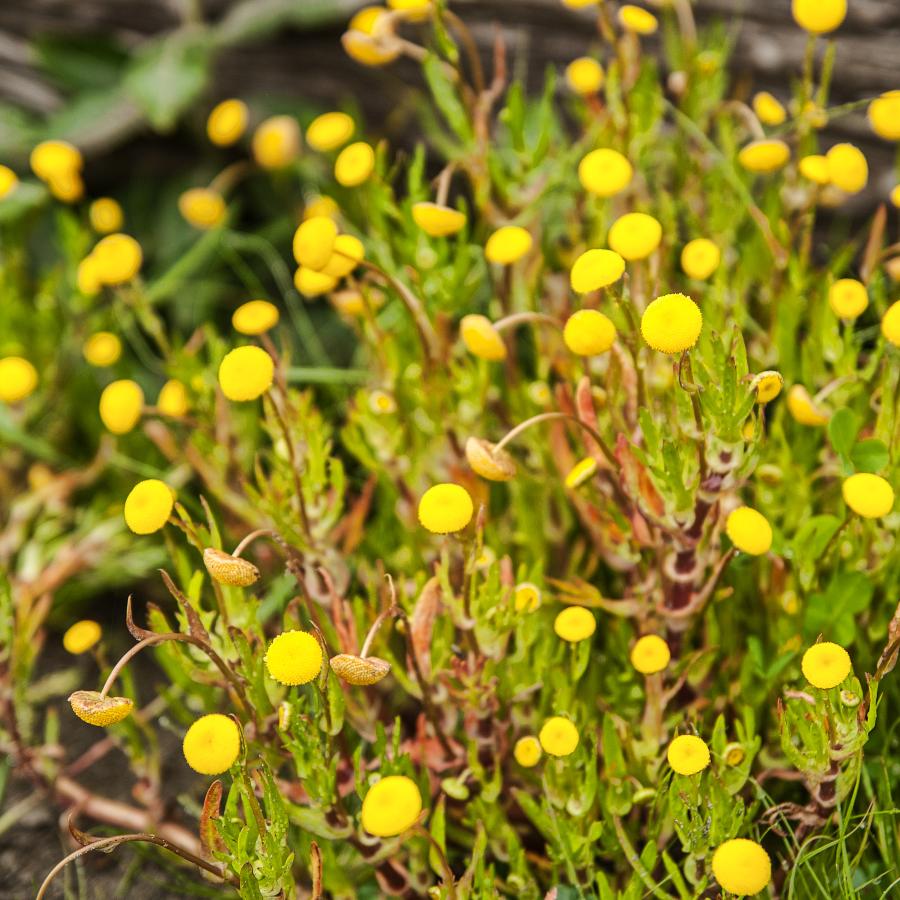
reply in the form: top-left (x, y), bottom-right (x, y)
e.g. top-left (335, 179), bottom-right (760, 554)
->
top-left (99, 379), bottom-right (144, 434)
top-left (618, 4), bottom-right (658, 33)
top-left (792, 0), bottom-right (847, 34)
top-left (539, 717), bottom-right (579, 757)
top-left (89, 197), bottom-right (124, 233)
top-left (124, 479), bottom-right (174, 535)
top-left (460, 314), bottom-right (506, 361)
top-left (514, 736), bottom-right (542, 767)
top-left (737, 139), bottom-right (790, 173)
top-left (157, 379), bottom-right (189, 417)
top-left (868, 91), bottom-right (900, 141)
top-left (570, 248), bottom-right (625, 292)
top-left (0, 164), bottom-right (18, 199)
top-left (360, 775), bottom-right (423, 837)
top-left (412, 202), bottom-right (466, 237)
top-left (554, 606), bottom-right (596, 642)
top-left (578, 148), bottom-right (633, 197)
top-left (417, 483), bottom-right (474, 534)
top-left (563, 310), bottom-right (616, 356)
top-left (334, 141), bottom-right (375, 187)
top-left (666, 735), bottom-right (710, 775)
top-left (178, 188), bottom-right (227, 230)
top-left (882, 300), bottom-right (900, 346)
top-left (725, 507), bottom-right (773, 555)
top-left (265, 630), bottom-right (324, 685)
top-left (465, 437), bottom-right (517, 481)
top-left (826, 143), bottom-right (868, 193)
top-left (828, 278), bottom-right (868, 319)
top-left (293, 216), bottom-right (339, 269)
top-left (203, 548), bottom-right (260, 587)
top-left (0, 356), bottom-right (38, 403)
top-left (69, 691), bottom-right (133, 727)
top-left (802, 642), bottom-right (852, 689)
top-left (306, 111), bottom-right (355, 152)
top-left (752, 91), bottom-right (786, 126)
top-left (640, 293), bottom-right (702, 353)
top-left (786, 384), bottom-right (829, 425)
top-left (182, 714), bottom-right (241, 775)
top-left (630, 635), bottom-right (671, 674)
top-left (799, 154), bottom-right (830, 184)
top-left (91, 233), bottom-right (143, 285)
top-left (232, 300), bottom-right (280, 336)
top-left (680, 239), bottom-right (721, 280)
top-left (752, 371), bottom-right (784, 404)
top-left (218, 346), bottom-right (274, 401)
top-left (514, 582), bottom-right (542, 612)
top-left (63, 620), bottom-right (102, 655)
top-left (252, 115), bottom-right (301, 169)
top-left (484, 225), bottom-right (532, 264)
top-left (207, 98), bottom-right (248, 146)
top-left (83, 332), bottom-right (122, 367)
top-left (608, 212), bottom-right (662, 261)
top-left (565, 57), bottom-right (604, 96)
top-left (842, 473), bottom-right (895, 519)
top-left (711, 838), bottom-right (772, 896)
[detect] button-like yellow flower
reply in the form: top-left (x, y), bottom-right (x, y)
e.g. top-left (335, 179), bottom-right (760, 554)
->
top-left (882, 300), bottom-right (900, 346)
top-left (306, 111), bottom-right (355, 152)
top-left (737, 139), bottom-right (790, 173)
top-left (485, 225), bottom-right (532, 264)
top-left (0, 356), bottom-right (38, 403)
top-left (252, 115), bottom-right (302, 169)
top-left (792, 0), bottom-right (846, 34)
top-left (47, 170), bottom-right (85, 203)
top-left (207, 98), bottom-right (248, 146)
top-left (232, 299), bottom-right (280, 335)
top-left (460, 314), bottom-right (506, 361)
top-left (218, 346), bottom-right (274, 401)
top-left (295, 267), bottom-right (339, 298)
top-left (617, 4), bottom-right (658, 34)
top-left (554, 606), bottom-right (596, 642)
top-left (828, 278), bottom-right (868, 319)
top-left (335, 141), bottom-right (375, 187)
top-left (680, 239), bottom-right (721, 281)
top-left (563, 310), bottom-right (616, 356)
top-left (539, 716), bottom-right (579, 757)
top-left (63, 620), bottom-right (102, 655)
top-left (183, 714), bottom-right (241, 774)
top-left (711, 838), bottom-right (771, 896)
top-left (630, 635), bottom-right (670, 674)
top-left (157, 379), bottom-right (189, 417)
top-left (608, 212), bottom-right (662, 260)
top-left (0, 164), bottom-right (18, 200)
top-left (798, 154), bottom-right (830, 185)
top-left (514, 736), bottom-right (542, 767)
top-left (570, 248), bottom-right (625, 292)
top-left (361, 775), bottom-right (423, 836)
top-left (801, 641), bottom-right (852, 689)
top-left (578, 148), bottom-right (633, 198)
top-left (293, 216), bottom-right (338, 270)
top-left (265, 630), bottom-right (323, 685)
top-left (752, 371), bottom-right (783, 404)
top-left (752, 91), bottom-right (786, 126)
top-left (77, 255), bottom-right (102, 296)
top-left (565, 456), bottom-right (597, 489)
top-left (514, 582), bottom-right (542, 612)
top-left (99, 379), bottom-right (144, 434)
top-left (842, 473), bottom-right (894, 519)
top-left (786, 384), bottom-right (829, 426)
top-left (304, 195), bottom-right (340, 220)
top-left (124, 479), bottom-right (174, 534)
top-left (83, 332), bottom-right (122, 367)
top-left (412, 202), bottom-right (466, 237)
top-left (667, 734), bottom-right (710, 775)
top-left (641, 293), bottom-right (702, 354)
top-left (726, 506), bottom-right (773, 555)
top-left (387, 0), bottom-right (431, 16)
top-left (342, 27), bottom-right (400, 68)
top-left (565, 57), bottom-right (604, 96)
top-left (891, 185), bottom-right (900, 209)
top-left (418, 483), bottom-right (474, 534)
top-left (30, 140), bottom-right (82, 182)
top-left (69, 691), bottom-right (133, 727)
top-left (868, 91), bottom-right (900, 142)
top-left (178, 188), bottom-right (226, 230)
top-left (321, 234), bottom-right (365, 278)
top-left (203, 548), bottom-right (260, 587)
top-left (92, 234), bottom-right (143, 285)
top-left (465, 437), bottom-right (517, 481)
top-left (825, 143), bottom-right (868, 194)
top-left (89, 197), bottom-right (124, 234)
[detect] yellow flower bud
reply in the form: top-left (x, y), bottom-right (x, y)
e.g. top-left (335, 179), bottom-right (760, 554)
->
top-left (828, 278), bottom-right (868, 319)
top-left (265, 630), bottom-right (323, 685)
top-left (361, 775), bottom-right (423, 837)
top-left (538, 716), bottom-right (579, 757)
top-left (320, 234), bottom-right (365, 278)
top-left (565, 57), bottom-right (604, 96)
top-left (868, 91), bottom-right (900, 142)
top-left (207, 98), bottom-right (248, 147)
top-left (786, 384), bottom-right (829, 426)
top-left (293, 216), bottom-right (338, 270)
top-left (334, 141), bottom-right (375, 187)
top-left (578, 148), bottom-right (633, 198)
top-left (617, 4), bottom-right (658, 34)
top-left (295, 266), bottom-right (339, 298)
top-left (667, 734), bottom-right (710, 776)
top-left (570, 248), bottom-right (625, 292)
top-left (737, 139), bottom-right (790, 174)
top-left (83, 332), bottom-right (122, 367)
top-left (608, 212), bottom-right (662, 260)
top-left (641, 293), bottom-right (702, 354)
top-left (563, 309), bottom-right (617, 356)
top-left (460, 314), bottom-right (506, 361)
top-left (554, 606), bottom-right (596, 642)
top-left (92, 234), bottom-right (143, 285)
top-left (0, 356), bottom-right (38, 403)
top-left (630, 635), bottom-right (670, 674)
top-left (825, 143), bottom-right (868, 194)
top-left (725, 506), bottom-right (773, 555)
top-left (99, 379), bottom-right (144, 434)
top-left (232, 299), bottom-right (280, 335)
top-left (89, 197), bottom-right (124, 234)
top-left (178, 188), bottom-right (227, 230)
top-left (564, 456), bottom-right (597, 489)
top-left (514, 582), bottom-right (542, 612)
top-left (792, 0), bottom-right (846, 34)
top-left (218, 346), bottom-right (274, 401)
top-left (183, 714), bottom-right (241, 774)
top-left (882, 300), bottom-right (900, 346)
top-left (412, 202), bottom-right (466, 237)
top-left (252, 115), bottom-right (301, 169)
top-left (680, 239), bottom-right (721, 281)
top-left (306, 111), bottom-right (355, 152)
top-left (0, 164), bottom-right (18, 200)
top-left (157, 379), bottom-right (189, 417)
top-left (798, 154), bottom-right (830, 185)
top-left (801, 641), bottom-right (852, 689)
top-left (752, 91), bottom-right (786, 126)
top-left (30, 140), bottom-right (82, 182)
top-left (484, 225), bottom-right (532, 264)
top-left (711, 839), bottom-right (771, 896)
top-left (842, 473), bottom-right (894, 519)
top-left (418, 483), bottom-right (474, 534)
top-left (63, 620), bottom-right (101, 655)
top-left (513, 736), bottom-right (542, 767)
top-left (124, 479), bottom-right (174, 534)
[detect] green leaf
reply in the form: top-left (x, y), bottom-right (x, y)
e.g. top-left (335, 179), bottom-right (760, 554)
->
top-left (850, 439), bottom-right (889, 474)
top-left (428, 795), bottom-right (447, 878)
top-left (422, 53), bottom-right (473, 147)
top-left (827, 408), bottom-right (860, 460)
top-left (803, 572), bottom-right (873, 645)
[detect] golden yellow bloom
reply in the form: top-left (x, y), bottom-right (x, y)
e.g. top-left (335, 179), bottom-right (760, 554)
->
top-left (825, 143), bottom-right (868, 194)
top-left (617, 4), bottom-right (658, 34)
top-left (183, 714), bottom-right (241, 774)
top-left (485, 225), bottom-right (532, 264)
top-left (554, 606), bottom-right (596, 642)
top-left (680, 239), bottom-right (721, 281)
top-left (265, 630), bottom-right (323, 685)
top-left (799, 154), bottom-right (830, 185)
top-left (321, 234), bottom-right (365, 278)
top-left (233, 299), bottom-right (280, 335)
top-left (565, 57), bottom-right (604, 96)
top-left (842, 473), bottom-right (894, 519)
top-left (792, 0), bottom-right (846, 34)
top-left (630, 635), bottom-right (670, 674)
top-left (178, 188), bottom-right (226, 230)
top-left (412, 202), bottom-right (466, 237)
top-left (77, 255), bottom-right (102, 296)
top-left (335, 141), bottom-right (375, 187)
top-left (0, 164), bottom-right (18, 200)
top-left (712, 838), bottom-right (771, 896)
top-left (891, 185), bottom-right (900, 209)
top-left (157, 379), bottom-right (189, 417)
top-left (570, 248), bottom-right (625, 292)
top-left (726, 507), bottom-right (773, 556)
top-left (418, 483), bottom-right (474, 533)
top-left (47, 170), bottom-right (85, 203)
top-left (738, 139), bottom-right (790, 173)
top-left (460, 314), bottom-right (506, 361)
top-left (514, 582), bottom-right (542, 612)
top-left (387, 0), bottom-right (431, 17)
top-left (304, 195), bottom-right (340, 220)
top-left (752, 371), bottom-right (784, 404)
top-left (561, 0), bottom-right (599, 7)
top-left (578, 148), bottom-right (633, 198)
top-left (0, 356), bottom-right (38, 403)
top-left (882, 300), bottom-right (900, 346)
top-left (203, 548), bottom-right (260, 587)
top-left (92, 234), bottom-right (142, 285)
top-left (218, 346), bottom-right (274, 401)
top-left (30, 140), bottom-right (82, 182)
top-left (563, 310), bottom-right (616, 356)
top-left (63, 620), bottom-right (102, 655)
top-left (361, 775), bottom-right (423, 837)
top-left (667, 735), bottom-right (710, 776)
top-left (207, 98), bottom-right (248, 146)
top-left (514, 736), bottom-right (542, 767)
top-left (465, 437), bottom-right (517, 481)
top-left (124, 479), bottom-right (174, 534)
top-left (565, 456), bottom-right (597, 489)
top-left (786, 384), bottom-right (829, 426)
top-left (828, 278), bottom-right (868, 319)
top-left (252, 115), bottom-right (302, 169)
top-left (306, 111), bottom-right (355, 152)
top-left (341, 29), bottom-right (400, 67)
top-left (801, 641), bottom-right (852, 689)
top-left (641, 293), bottom-right (702, 354)
top-left (89, 197), bottom-right (124, 233)
top-left (69, 691), bottom-right (133, 727)
top-left (99, 379), bottom-right (144, 434)
top-left (868, 92), bottom-right (900, 141)
top-left (83, 332), bottom-right (122, 367)
top-left (538, 716), bottom-right (579, 757)
top-left (295, 266), bottom-right (339, 298)
top-left (752, 91), bottom-right (786, 126)
top-left (293, 216), bottom-right (338, 270)
top-left (608, 212), bottom-right (662, 261)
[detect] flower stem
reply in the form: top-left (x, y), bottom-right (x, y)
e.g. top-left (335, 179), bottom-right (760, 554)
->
top-left (493, 411), bottom-right (616, 469)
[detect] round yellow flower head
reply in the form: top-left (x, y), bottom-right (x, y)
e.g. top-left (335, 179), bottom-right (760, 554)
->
top-left (825, 143), bottom-right (868, 194)
top-left (565, 57), bottom-right (604, 96)
top-left (293, 216), bottom-right (338, 270)
top-left (485, 225), bottom-right (532, 265)
top-left (321, 234), bottom-right (365, 278)
top-left (361, 775), bottom-right (423, 837)
top-left (608, 212), bottom-right (662, 261)
top-left (412, 202), bottom-right (466, 237)
top-left (30, 140), bottom-right (82, 182)
top-left (124, 479), bottom-right (174, 534)
top-left (387, 0), bottom-right (431, 16)
top-left (570, 248), bottom-right (625, 293)
top-left (667, 734), bottom-right (710, 776)
top-left (882, 300), bottom-right (900, 346)
top-left (891, 185), bottom-right (900, 209)
top-left (77, 255), bottom-right (102, 296)
top-left (295, 267), bottom-right (339, 298)
top-left (47, 170), bottom-right (85, 203)
top-left (828, 278), bottom-right (868, 319)
top-left (218, 346), bottom-right (274, 401)
top-left (539, 716), bottom-right (579, 757)
top-left (233, 299), bottom-right (280, 335)
top-left (738, 139), bottom-right (790, 174)
top-left (842, 473), bottom-right (894, 519)
top-left (641, 293), bottom-right (702, 354)
top-left (799, 154), bottom-right (830, 185)
top-left (99, 379), bottom-right (144, 434)
top-left (252, 115), bottom-right (302, 169)
top-left (265, 630), bottom-right (323, 685)
top-left (514, 736), bottom-right (542, 767)
top-left (565, 456), bottom-right (597, 489)
top-left (305, 195), bottom-right (340, 221)
top-left (726, 506), bottom-right (773, 555)
top-left (792, 0), bottom-right (846, 34)
top-left (578, 148), bottom-right (633, 198)
top-left (341, 26), bottom-right (400, 68)
top-left (802, 641), bottom-right (852, 689)
top-left (868, 92), bottom-right (900, 142)
top-left (786, 384), bottom-right (829, 426)
top-left (554, 606), bottom-right (596, 642)
top-left (752, 370), bottom-right (784, 404)
top-left (157, 379), bottom-right (189, 417)
top-left (89, 197), bottom-right (124, 234)
top-left (0, 356), bottom-right (38, 403)
top-left (178, 188), bottom-right (226, 230)
top-left (460, 314), bottom-right (506, 361)
top-left (0, 164), bottom-right (18, 200)
top-left (63, 620), bottom-right (101, 655)
top-left (183, 714), bottom-right (241, 775)
top-left (630, 635), bottom-right (670, 674)
top-left (617, 4), bottom-right (658, 33)
top-left (712, 838), bottom-right (772, 896)
top-left (465, 437), bottom-right (517, 481)
top-left (306, 111), bottom-right (355, 152)
top-left (563, 310), bottom-right (616, 356)
top-left (680, 239), bottom-right (721, 281)
top-left (418, 483), bottom-right (474, 534)
top-left (752, 91), bottom-right (786, 126)
top-left (92, 234), bottom-right (143, 285)
top-left (561, 0), bottom-right (599, 7)
top-left (207, 98), bottom-right (248, 146)
top-left (514, 582), bottom-right (542, 612)
top-left (335, 141), bottom-right (375, 187)
top-left (83, 332), bottom-right (122, 367)
top-left (69, 691), bottom-right (133, 727)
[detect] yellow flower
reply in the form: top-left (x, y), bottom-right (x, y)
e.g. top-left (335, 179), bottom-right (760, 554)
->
top-left (69, 691), bottom-right (133, 727)
top-left (157, 379), bottom-right (189, 417)
top-left (218, 346), bottom-right (274, 401)
top-left (369, 389), bottom-right (397, 415)
top-left (680, 239), bottom-right (721, 281)
top-left (47, 170), bottom-right (85, 203)
top-left (514, 736), bottom-right (542, 767)
top-left (802, 641), bottom-right (852, 689)
top-left (712, 838), bottom-right (772, 896)
top-left (565, 456), bottom-right (597, 489)
top-left (667, 734), bottom-right (710, 776)
top-left (792, 0), bottom-right (846, 34)
top-left (554, 606), bottom-right (596, 642)
top-left (737, 139), bottom-right (790, 174)
top-left (265, 630), bottom-right (323, 685)
top-left (207, 98), bottom-right (248, 146)
top-left (418, 483), bottom-right (474, 534)
top-left (514, 582), bottom-right (542, 612)
top-left (341, 27), bottom-right (400, 67)
top-left (465, 437), bottom-right (517, 481)
top-left (570, 248), bottom-right (625, 293)
top-left (0, 164), bottom-right (18, 200)
top-left (178, 188), bottom-right (226, 230)
top-left (786, 384), bottom-right (829, 426)
top-left (305, 195), bottom-right (340, 220)
top-left (641, 293), bottom-right (702, 354)
top-left (99, 379), bottom-right (144, 434)
top-left (124, 479), bottom-right (174, 534)
top-left (565, 57), bottom-right (604, 96)
top-left (252, 115), bottom-right (302, 169)
top-left (891, 185), bottom-right (900, 209)
top-left (752, 371), bottom-right (784, 404)
top-left (30, 140), bottom-right (82, 182)
top-left (618, 4), bottom-right (658, 34)
top-left (63, 620), bottom-right (102, 655)
top-left (563, 310), bottom-right (616, 356)
top-left (868, 92), bottom-right (900, 142)
top-left (485, 225), bottom-right (532, 264)
top-left (203, 548), bottom-right (260, 587)
top-left (578, 148), bottom-right (633, 198)
top-left (335, 141), bottom-right (375, 187)
top-left (306, 111), bottom-right (355, 152)
top-left (842, 473), bottom-right (894, 519)
top-left (0, 356), bottom-right (38, 403)
top-left (83, 332), bottom-right (122, 367)
top-left (361, 775), bottom-right (423, 837)
top-left (726, 506), bottom-right (773, 555)
top-left (882, 300), bottom-right (900, 346)
top-left (77, 255), bottom-right (102, 296)
top-left (89, 197), bottom-right (124, 234)
top-left (828, 278), bottom-right (868, 319)
top-left (233, 299), bottom-right (280, 335)
top-left (412, 202), bottom-right (466, 237)
top-left (825, 143), bottom-right (868, 194)
top-left (92, 233), bottom-right (143, 285)
top-left (321, 234), bottom-right (365, 278)
top-left (460, 314), bottom-right (506, 361)
top-left (608, 212), bottom-right (662, 261)
top-left (293, 216), bottom-right (338, 270)
top-left (752, 91), bottom-right (786, 126)
top-left (630, 635), bottom-right (670, 674)
top-left (561, 0), bottom-right (599, 7)
top-left (538, 716), bottom-right (579, 757)
top-left (295, 267), bottom-right (339, 298)
top-left (799, 154), bottom-right (830, 185)
top-left (387, 0), bottom-right (431, 17)
top-left (182, 714), bottom-right (241, 775)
